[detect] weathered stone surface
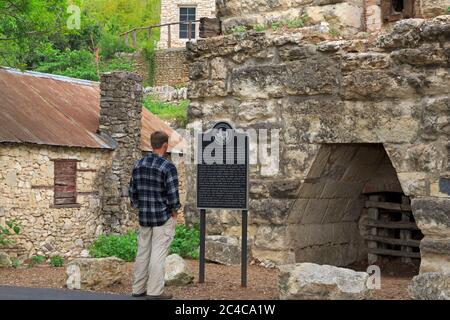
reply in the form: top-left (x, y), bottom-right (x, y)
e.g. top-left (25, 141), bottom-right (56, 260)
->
top-left (376, 19), bottom-right (425, 49)
top-left (0, 252), bottom-right (12, 268)
top-left (409, 272), bottom-right (450, 300)
top-left (66, 257), bottom-right (126, 290)
top-left (164, 254), bottom-right (194, 286)
top-left (205, 235), bottom-right (251, 265)
top-left (279, 263), bottom-right (372, 300)
top-left (411, 198), bottom-right (450, 237)
top-left (250, 198), bottom-right (293, 225)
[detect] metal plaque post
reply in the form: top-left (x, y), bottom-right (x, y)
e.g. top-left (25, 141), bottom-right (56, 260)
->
top-left (199, 209), bottom-right (206, 284)
top-left (241, 209), bottom-right (248, 287)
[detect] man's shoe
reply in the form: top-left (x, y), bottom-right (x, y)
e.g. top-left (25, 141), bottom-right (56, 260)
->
top-left (132, 292), bottom-right (147, 297)
top-left (146, 293), bottom-right (173, 300)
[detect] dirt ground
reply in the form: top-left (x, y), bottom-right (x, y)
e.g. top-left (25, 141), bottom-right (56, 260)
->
top-left (0, 260), bottom-right (416, 300)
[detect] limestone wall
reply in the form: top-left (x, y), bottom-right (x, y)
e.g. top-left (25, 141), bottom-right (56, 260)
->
top-left (185, 16), bottom-right (450, 269)
top-left (0, 143), bottom-right (115, 259)
top-left (217, 0), bottom-right (450, 35)
top-left (154, 49), bottom-right (189, 86)
top-left (158, 0), bottom-right (216, 49)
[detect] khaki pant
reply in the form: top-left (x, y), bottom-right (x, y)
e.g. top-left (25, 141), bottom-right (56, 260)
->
top-left (132, 217), bottom-right (176, 296)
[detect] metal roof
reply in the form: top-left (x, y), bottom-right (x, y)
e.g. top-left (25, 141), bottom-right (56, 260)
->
top-left (0, 68), bottom-right (185, 153)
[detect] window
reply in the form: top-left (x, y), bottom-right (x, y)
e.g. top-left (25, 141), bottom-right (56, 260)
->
top-left (53, 160), bottom-right (77, 206)
top-left (179, 7), bottom-right (196, 39)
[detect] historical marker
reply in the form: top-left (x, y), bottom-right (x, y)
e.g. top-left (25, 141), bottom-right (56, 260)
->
top-left (196, 121), bottom-right (250, 287)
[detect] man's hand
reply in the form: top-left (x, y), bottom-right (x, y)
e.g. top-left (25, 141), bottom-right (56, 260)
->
top-left (171, 211), bottom-right (178, 220)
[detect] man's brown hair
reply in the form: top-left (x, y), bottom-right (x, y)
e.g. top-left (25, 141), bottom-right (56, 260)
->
top-left (151, 131), bottom-right (169, 149)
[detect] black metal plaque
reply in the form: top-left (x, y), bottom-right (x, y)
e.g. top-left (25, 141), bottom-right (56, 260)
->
top-left (196, 123), bottom-right (249, 210)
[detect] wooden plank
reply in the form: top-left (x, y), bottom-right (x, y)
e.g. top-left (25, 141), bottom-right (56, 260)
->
top-left (368, 248), bottom-right (421, 259)
top-left (401, 195), bottom-right (413, 263)
top-left (364, 219), bottom-right (420, 230)
top-left (367, 195), bottom-right (381, 264)
top-left (365, 201), bottom-right (411, 211)
top-left (364, 235), bottom-right (421, 247)
top-left (403, 0), bottom-right (415, 18)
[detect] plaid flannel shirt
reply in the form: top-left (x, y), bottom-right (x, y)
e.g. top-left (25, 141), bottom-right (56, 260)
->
top-left (129, 153), bottom-right (181, 227)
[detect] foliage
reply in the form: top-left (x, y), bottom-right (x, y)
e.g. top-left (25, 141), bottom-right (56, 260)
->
top-left (281, 14), bottom-right (310, 29)
top-left (11, 257), bottom-right (21, 268)
top-left (329, 28), bottom-right (340, 38)
top-left (142, 42), bottom-right (157, 86)
top-left (30, 255), bottom-right (45, 266)
top-left (271, 22), bottom-right (281, 31)
top-left (226, 25), bottom-right (247, 34)
top-left (253, 24), bottom-right (266, 32)
top-left (169, 223), bottom-right (200, 259)
top-left (89, 230), bottom-right (138, 262)
top-left (49, 255), bottom-right (64, 267)
top-left (99, 32), bottom-right (133, 59)
top-left (446, 6), bottom-right (450, 14)
top-left (0, 220), bottom-right (21, 247)
top-left (143, 97), bottom-right (189, 128)
top-left (89, 224), bottom-right (200, 261)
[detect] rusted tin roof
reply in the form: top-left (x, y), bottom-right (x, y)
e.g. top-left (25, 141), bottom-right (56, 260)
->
top-left (0, 68), bottom-right (185, 153)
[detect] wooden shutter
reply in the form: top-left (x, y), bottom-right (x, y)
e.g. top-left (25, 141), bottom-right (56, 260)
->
top-left (54, 160), bottom-right (77, 205)
top-left (403, 0), bottom-right (415, 18)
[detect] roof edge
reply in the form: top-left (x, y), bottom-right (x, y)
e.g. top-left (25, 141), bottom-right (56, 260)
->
top-left (0, 67), bottom-right (99, 87)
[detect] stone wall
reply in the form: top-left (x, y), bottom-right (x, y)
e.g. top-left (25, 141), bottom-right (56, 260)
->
top-left (154, 49), bottom-right (190, 86)
top-left (0, 143), bottom-right (113, 259)
top-left (158, 0), bottom-right (216, 49)
top-left (185, 16), bottom-right (450, 270)
top-left (217, 0), bottom-right (450, 35)
top-left (99, 72), bottom-right (143, 234)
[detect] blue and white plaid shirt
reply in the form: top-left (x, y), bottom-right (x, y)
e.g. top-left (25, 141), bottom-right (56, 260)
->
top-left (129, 153), bottom-right (181, 227)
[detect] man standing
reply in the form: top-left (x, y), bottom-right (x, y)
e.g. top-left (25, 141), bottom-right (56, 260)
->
top-left (129, 131), bottom-right (181, 300)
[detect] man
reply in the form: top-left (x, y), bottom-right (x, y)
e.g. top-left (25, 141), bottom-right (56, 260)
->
top-left (129, 131), bottom-right (181, 300)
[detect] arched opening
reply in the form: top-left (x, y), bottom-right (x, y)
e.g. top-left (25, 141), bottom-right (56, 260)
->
top-left (290, 144), bottom-right (423, 277)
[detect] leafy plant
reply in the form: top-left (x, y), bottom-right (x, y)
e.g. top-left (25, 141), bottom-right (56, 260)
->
top-left (11, 257), bottom-right (21, 269)
top-left (271, 22), bottom-right (281, 31)
top-left (281, 14), bottom-right (310, 29)
top-left (143, 97), bottom-right (189, 128)
top-left (30, 255), bottom-right (45, 265)
top-left (99, 32), bottom-right (133, 59)
top-left (169, 223), bottom-right (200, 259)
top-left (446, 6), bottom-right (450, 14)
top-left (329, 28), bottom-right (340, 38)
top-left (49, 255), bottom-right (64, 267)
top-left (89, 230), bottom-right (138, 262)
top-left (89, 224), bottom-right (200, 261)
top-left (142, 42), bottom-right (157, 87)
top-left (0, 220), bottom-right (21, 247)
top-left (226, 25), bottom-right (247, 34)
top-left (253, 24), bottom-right (266, 32)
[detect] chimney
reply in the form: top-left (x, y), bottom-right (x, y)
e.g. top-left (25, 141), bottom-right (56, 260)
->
top-left (98, 71), bottom-right (143, 233)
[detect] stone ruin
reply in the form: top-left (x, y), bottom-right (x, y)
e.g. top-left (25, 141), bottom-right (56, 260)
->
top-left (183, 0), bottom-right (450, 298)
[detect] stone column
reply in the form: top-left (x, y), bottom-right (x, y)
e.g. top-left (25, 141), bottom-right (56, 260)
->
top-left (99, 71), bottom-right (143, 234)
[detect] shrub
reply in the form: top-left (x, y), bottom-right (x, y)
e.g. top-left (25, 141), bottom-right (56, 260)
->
top-left (0, 220), bottom-right (21, 247)
top-left (11, 257), bottom-right (21, 269)
top-left (89, 231), bottom-right (138, 262)
top-left (28, 255), bottom-right (45, 267)
top-left (49, 255), bottom-right (64, 267)
top-left (169, 223), bottom-right (200, 259)
top-left (99, 32), bottom-right (133, 59)
top-left (281, 14), bottom-right (310, 29)
top-left (253, 24), bottom-right (266, 32)
top-left (142, 42), bottom-right (157, 87)
top-left (89, 224), bottom-right (200, 261)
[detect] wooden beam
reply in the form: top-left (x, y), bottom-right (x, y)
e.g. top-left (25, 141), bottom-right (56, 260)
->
top-left (365, 201), bottom-right (412, 211)
top-left (364, 235), bottom-right (421, 247)
top-left (364, 219), bottom-right (420, 230)
top-left (168, 24), bottom-right (171, 48)
top-left (368, 248), bottom-right (421, 259)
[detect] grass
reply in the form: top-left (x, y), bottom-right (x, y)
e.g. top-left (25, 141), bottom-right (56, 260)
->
top-left (49, 256), bottom-right (64, 267)
top-left (143, 97), bottom-right (189, 128)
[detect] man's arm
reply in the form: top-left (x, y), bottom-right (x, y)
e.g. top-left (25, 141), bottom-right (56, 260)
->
top-left (165, 164), bottom-right (181, 217)
top-left (128, 168), bottom-right (139, 209)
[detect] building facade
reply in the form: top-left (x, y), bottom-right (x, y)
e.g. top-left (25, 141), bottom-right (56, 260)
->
top-left (158, 0), bottom-right (216, 49)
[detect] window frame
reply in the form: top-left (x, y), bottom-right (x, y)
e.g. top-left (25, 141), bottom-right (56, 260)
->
top-left (179, 6), bottom-right (197, 40)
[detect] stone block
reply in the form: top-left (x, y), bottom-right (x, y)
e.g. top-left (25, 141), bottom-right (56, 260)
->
top-left (66, 257), bottom-right (126, 290)
top-left (411, 198), bottom-right (450, 237)
top-left (0, 252), bottom-right (12, 268)
top-left (164, 254), bottom-right (194, 286)
top-left (301, 198), bottom-right (329, 224)
top-left (250, 198), bottom-right (294, 225)
top-left (255, 225), bottom-right (291, 250)
top-left (279, 263), bottom-right (372, 300)
top-left (205, 235), bottom-right (251, 266)
top-left (409, 272), bottom-right (450, 300)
